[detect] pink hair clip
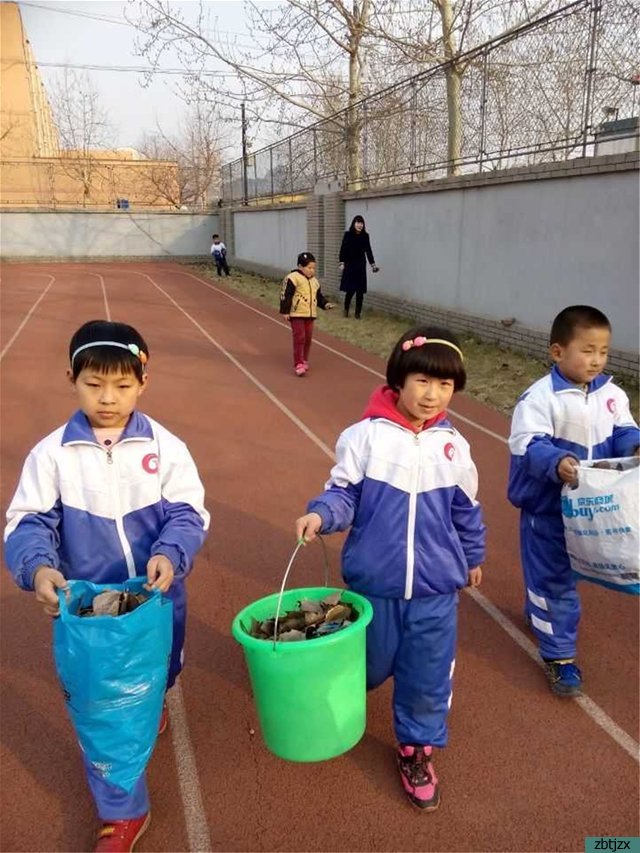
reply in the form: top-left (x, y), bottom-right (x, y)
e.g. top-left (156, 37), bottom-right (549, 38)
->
top-left (402, 335), bottom-right (427, 351)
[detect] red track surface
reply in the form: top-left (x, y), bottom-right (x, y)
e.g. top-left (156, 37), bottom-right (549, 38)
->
top-left (0, 262), bottom-right (637, 853)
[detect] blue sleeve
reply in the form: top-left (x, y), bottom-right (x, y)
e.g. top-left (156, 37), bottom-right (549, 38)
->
top-left (507, 390), bottom-right (570, 509)
top-left (451, 486), bottom-right (486, 568)
top-left (307, 428), bottom-right (366, 534)
top-left (150, 444), bottom-right (210, 578)
top-left (3, 449), bottom-right (63, 590)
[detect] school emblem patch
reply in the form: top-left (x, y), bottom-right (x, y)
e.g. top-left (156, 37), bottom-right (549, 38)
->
top-left (444, 442), bottom-right (455, 461)
top-left (142, 453), bottom-right (159, 474)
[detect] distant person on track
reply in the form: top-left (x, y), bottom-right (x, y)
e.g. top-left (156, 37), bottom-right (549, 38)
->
top-left (280, 251), bottom-right (335, 377)
top-left (295, 326), bottom-right (486, 811)
top-left (508, 305), bottom-right (639, 698)
top-left (210, 233), bottom-right (231, 277)
top-left (339, 215), bottom-right (379, 319)
top-left (3, 320), bottom-right (210, 853)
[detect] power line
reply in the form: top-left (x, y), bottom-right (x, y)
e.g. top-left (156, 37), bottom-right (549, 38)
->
top-left (31, 59), bottom-right (238, 77)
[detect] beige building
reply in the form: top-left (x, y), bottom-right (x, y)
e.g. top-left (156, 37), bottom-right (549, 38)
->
top-left (0, 2), bottom-right (179, 208)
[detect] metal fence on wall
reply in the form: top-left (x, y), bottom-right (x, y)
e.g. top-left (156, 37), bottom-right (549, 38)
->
top-left (222, 0), bottom-right (639, 203)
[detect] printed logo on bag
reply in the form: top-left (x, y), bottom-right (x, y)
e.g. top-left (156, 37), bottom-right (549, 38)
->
top-left (561, 493), bottom-right (620, 521)
top-left (142, 453), bottom-right (159, 474)
top-left (606, 398), bottom-right (617, 414)
top-left (444, 442), bottom-right (455, 461)
top-left (92, 761), bottom-right (113, 779)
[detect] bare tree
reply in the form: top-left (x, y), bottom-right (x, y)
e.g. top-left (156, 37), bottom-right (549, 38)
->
top-left (50, 69), bottom-right (113, 205)
top-left (138, 102), bottom-right (222, 208)
top-left (129, 0), bottom-right (372, 188)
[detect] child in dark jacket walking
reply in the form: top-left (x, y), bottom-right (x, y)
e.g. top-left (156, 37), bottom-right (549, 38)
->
top-left (295, 326), bottom-right (486, 811)
top-left (280, 252), bottom-right (334, 376)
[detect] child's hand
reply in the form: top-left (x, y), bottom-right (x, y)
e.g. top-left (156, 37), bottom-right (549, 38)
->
top-left (371, 265), bottom-right (379, 273)
top-left (33, 566), bottom-right (68, 617)
top-left (339, 262), bottom-right (344, 271)
top-left (468, 566), bottom-right (482, 588)
top-left (557, 456), bottom-right (579, 485)
top-left (295, 512), bottom-right (323, 544)
top-left (282, 314), bottom-right (290, 321)
top-left (146, 555), bottom-right (175, 593)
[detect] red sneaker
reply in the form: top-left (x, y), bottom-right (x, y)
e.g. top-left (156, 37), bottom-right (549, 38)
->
top-left (158, 702), bottom-right (168, 735)
top-left (95, 813), bottom-right (150, 852)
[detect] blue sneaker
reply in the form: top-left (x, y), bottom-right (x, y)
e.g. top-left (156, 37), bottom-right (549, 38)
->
top-left (543, 658), bottom-right (583, 697)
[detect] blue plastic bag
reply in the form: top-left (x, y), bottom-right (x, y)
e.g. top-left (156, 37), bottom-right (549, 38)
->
top-left (53, 578), bottom-right (173, 792)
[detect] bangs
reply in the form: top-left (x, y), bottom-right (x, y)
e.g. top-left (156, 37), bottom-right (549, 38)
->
top-left (386, 325), bottom-right (467, 391)
top-left (73, 347), bottom-right (143, 381)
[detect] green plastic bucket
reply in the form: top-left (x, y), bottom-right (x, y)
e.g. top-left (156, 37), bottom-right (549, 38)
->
top-left (232, 583), bottom-right (373, 762)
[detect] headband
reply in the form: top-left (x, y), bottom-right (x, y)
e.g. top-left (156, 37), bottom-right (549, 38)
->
top-left (401, 336), bottom-right (464, 360)
top-left (71, 341), bottom-right (148, 367)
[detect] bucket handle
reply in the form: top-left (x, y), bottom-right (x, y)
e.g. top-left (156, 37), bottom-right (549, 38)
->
top-left (272, 535), bottom-right (330, 649)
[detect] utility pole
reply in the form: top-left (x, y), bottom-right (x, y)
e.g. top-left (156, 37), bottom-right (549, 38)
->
top-left (241, 101), bottom-right (249, 206)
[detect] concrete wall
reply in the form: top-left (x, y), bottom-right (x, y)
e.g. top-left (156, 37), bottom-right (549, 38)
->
top-left (233, 206), bottom-right (306, 271)
top-left (344, 168), bottom-right (639, 353)
top-left (0, 211), bottom-right (218, 258)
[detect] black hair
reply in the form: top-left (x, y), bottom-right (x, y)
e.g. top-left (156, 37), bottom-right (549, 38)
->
top-left (212, 233), bottom-right (219, 239)
top-left (386, 325), bottom-right (466, 392)
top-left (550, 305), bottom-right (611, 346)
top-left (69, 320), bottom-right (149, 382)
top-left (349, 215), bottom-right (366, 234)
top-left (297, 251), bottom-right (316, 266)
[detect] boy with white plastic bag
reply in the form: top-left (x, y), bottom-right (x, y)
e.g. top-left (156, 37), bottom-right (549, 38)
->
top-left (508, 306), bottom-right (639, 697)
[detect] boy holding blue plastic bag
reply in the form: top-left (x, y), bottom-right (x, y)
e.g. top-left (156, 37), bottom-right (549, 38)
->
top-left (508, 305), bottom-right (639, 698)
top-left (3, 320), bottom-right (210, 852)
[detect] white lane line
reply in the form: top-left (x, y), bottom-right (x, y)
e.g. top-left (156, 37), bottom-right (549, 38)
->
top-left (143, 269), bottom-right (639, 765)
top-left (89, 272), bottom-right (111, 321)
top-left (166, 684), bottom-right (213, 853)
top-left (100, 271), bottom-right (212, 853)
top-left (0, 275), bottom-right (55, 362)
top-left (173, 269), bottom-right (510, 445)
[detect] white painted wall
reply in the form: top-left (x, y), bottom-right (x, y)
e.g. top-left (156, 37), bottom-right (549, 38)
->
top-left (233, 207), bottom-right (306, 270)
top-left (0, 211), bottom-right (219, 257)
top-left (345, 170), bottom-right (639, 352)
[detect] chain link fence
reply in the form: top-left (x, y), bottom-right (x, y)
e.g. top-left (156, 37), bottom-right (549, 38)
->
top-left (222, 0), bottom-right (639, 203)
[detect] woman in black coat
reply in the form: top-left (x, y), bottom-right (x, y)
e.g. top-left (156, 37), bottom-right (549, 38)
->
top-left (339, 215), bottom-right (379, 318)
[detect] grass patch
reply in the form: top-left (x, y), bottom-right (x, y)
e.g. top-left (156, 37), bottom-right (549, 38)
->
top-left (190, 264), bottom-right (639, 419)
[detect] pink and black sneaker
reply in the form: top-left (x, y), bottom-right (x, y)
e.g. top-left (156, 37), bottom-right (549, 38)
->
top-left (396, 744), bottom-right (440, 811)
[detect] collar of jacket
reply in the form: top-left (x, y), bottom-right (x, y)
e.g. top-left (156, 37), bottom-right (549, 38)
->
top-left (551, 364), bottom-right (612, 394)
top-left (62, 409), bottom-right (154, 445)
top-left (362, 385), bottom-right (450, 433)
top-left (288, 269), bottom-right (318, 288)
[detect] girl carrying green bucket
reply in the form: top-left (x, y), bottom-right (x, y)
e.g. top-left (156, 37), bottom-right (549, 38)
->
top-left (296, 325), bottom-right (486, 811)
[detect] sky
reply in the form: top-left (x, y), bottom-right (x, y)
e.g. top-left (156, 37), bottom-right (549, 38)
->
top-left (18, 0), bottom-right (266, 159)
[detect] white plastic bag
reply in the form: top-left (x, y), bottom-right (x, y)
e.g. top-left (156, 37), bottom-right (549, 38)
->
top-left (561, 457), bottom-right (639, 595)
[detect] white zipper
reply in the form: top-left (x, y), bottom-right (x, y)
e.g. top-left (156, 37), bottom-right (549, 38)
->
top-left (585, 390), bottom-right (593, 463)
top-left (404, 433), bottom-right (420, 599)
top-left (107, 443), bottom-right (137, 578)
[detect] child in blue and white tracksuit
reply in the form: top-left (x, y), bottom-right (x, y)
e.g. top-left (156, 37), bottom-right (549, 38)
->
top-left (210, 233), bottom-right (230, 276)
top-left (296, 326), bottom-right (486, 812)
top-left (4, 320), bottom-right (210, 852)
top-left (508, 305), bottom-right (639, 697)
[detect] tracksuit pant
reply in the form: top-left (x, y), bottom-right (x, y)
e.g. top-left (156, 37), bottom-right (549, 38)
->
top-left (364, 592), bottom-right (458, 747)
top-left (520, 510), bottom-right (580, 660)
top-left (85, 581), bottom-right (186, 820)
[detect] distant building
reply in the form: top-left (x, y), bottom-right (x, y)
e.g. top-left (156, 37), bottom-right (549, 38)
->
top-left (0, 2), bottom-right (180, 209)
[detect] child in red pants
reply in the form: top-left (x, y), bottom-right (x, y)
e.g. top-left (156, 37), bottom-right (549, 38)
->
top-left (279, 252), bottom-right (334, 376)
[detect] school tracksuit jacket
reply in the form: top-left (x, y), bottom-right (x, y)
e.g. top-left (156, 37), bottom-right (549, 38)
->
top-left (508, 366), bottom-right (639, 660)
top-left (307, 386), bottom-right (486, 746)
top-left (4, 409), bottom-right (209, 819)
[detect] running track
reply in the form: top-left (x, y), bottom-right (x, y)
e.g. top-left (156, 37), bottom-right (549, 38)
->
top-left (0, 262), bottom-right (637, 853)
